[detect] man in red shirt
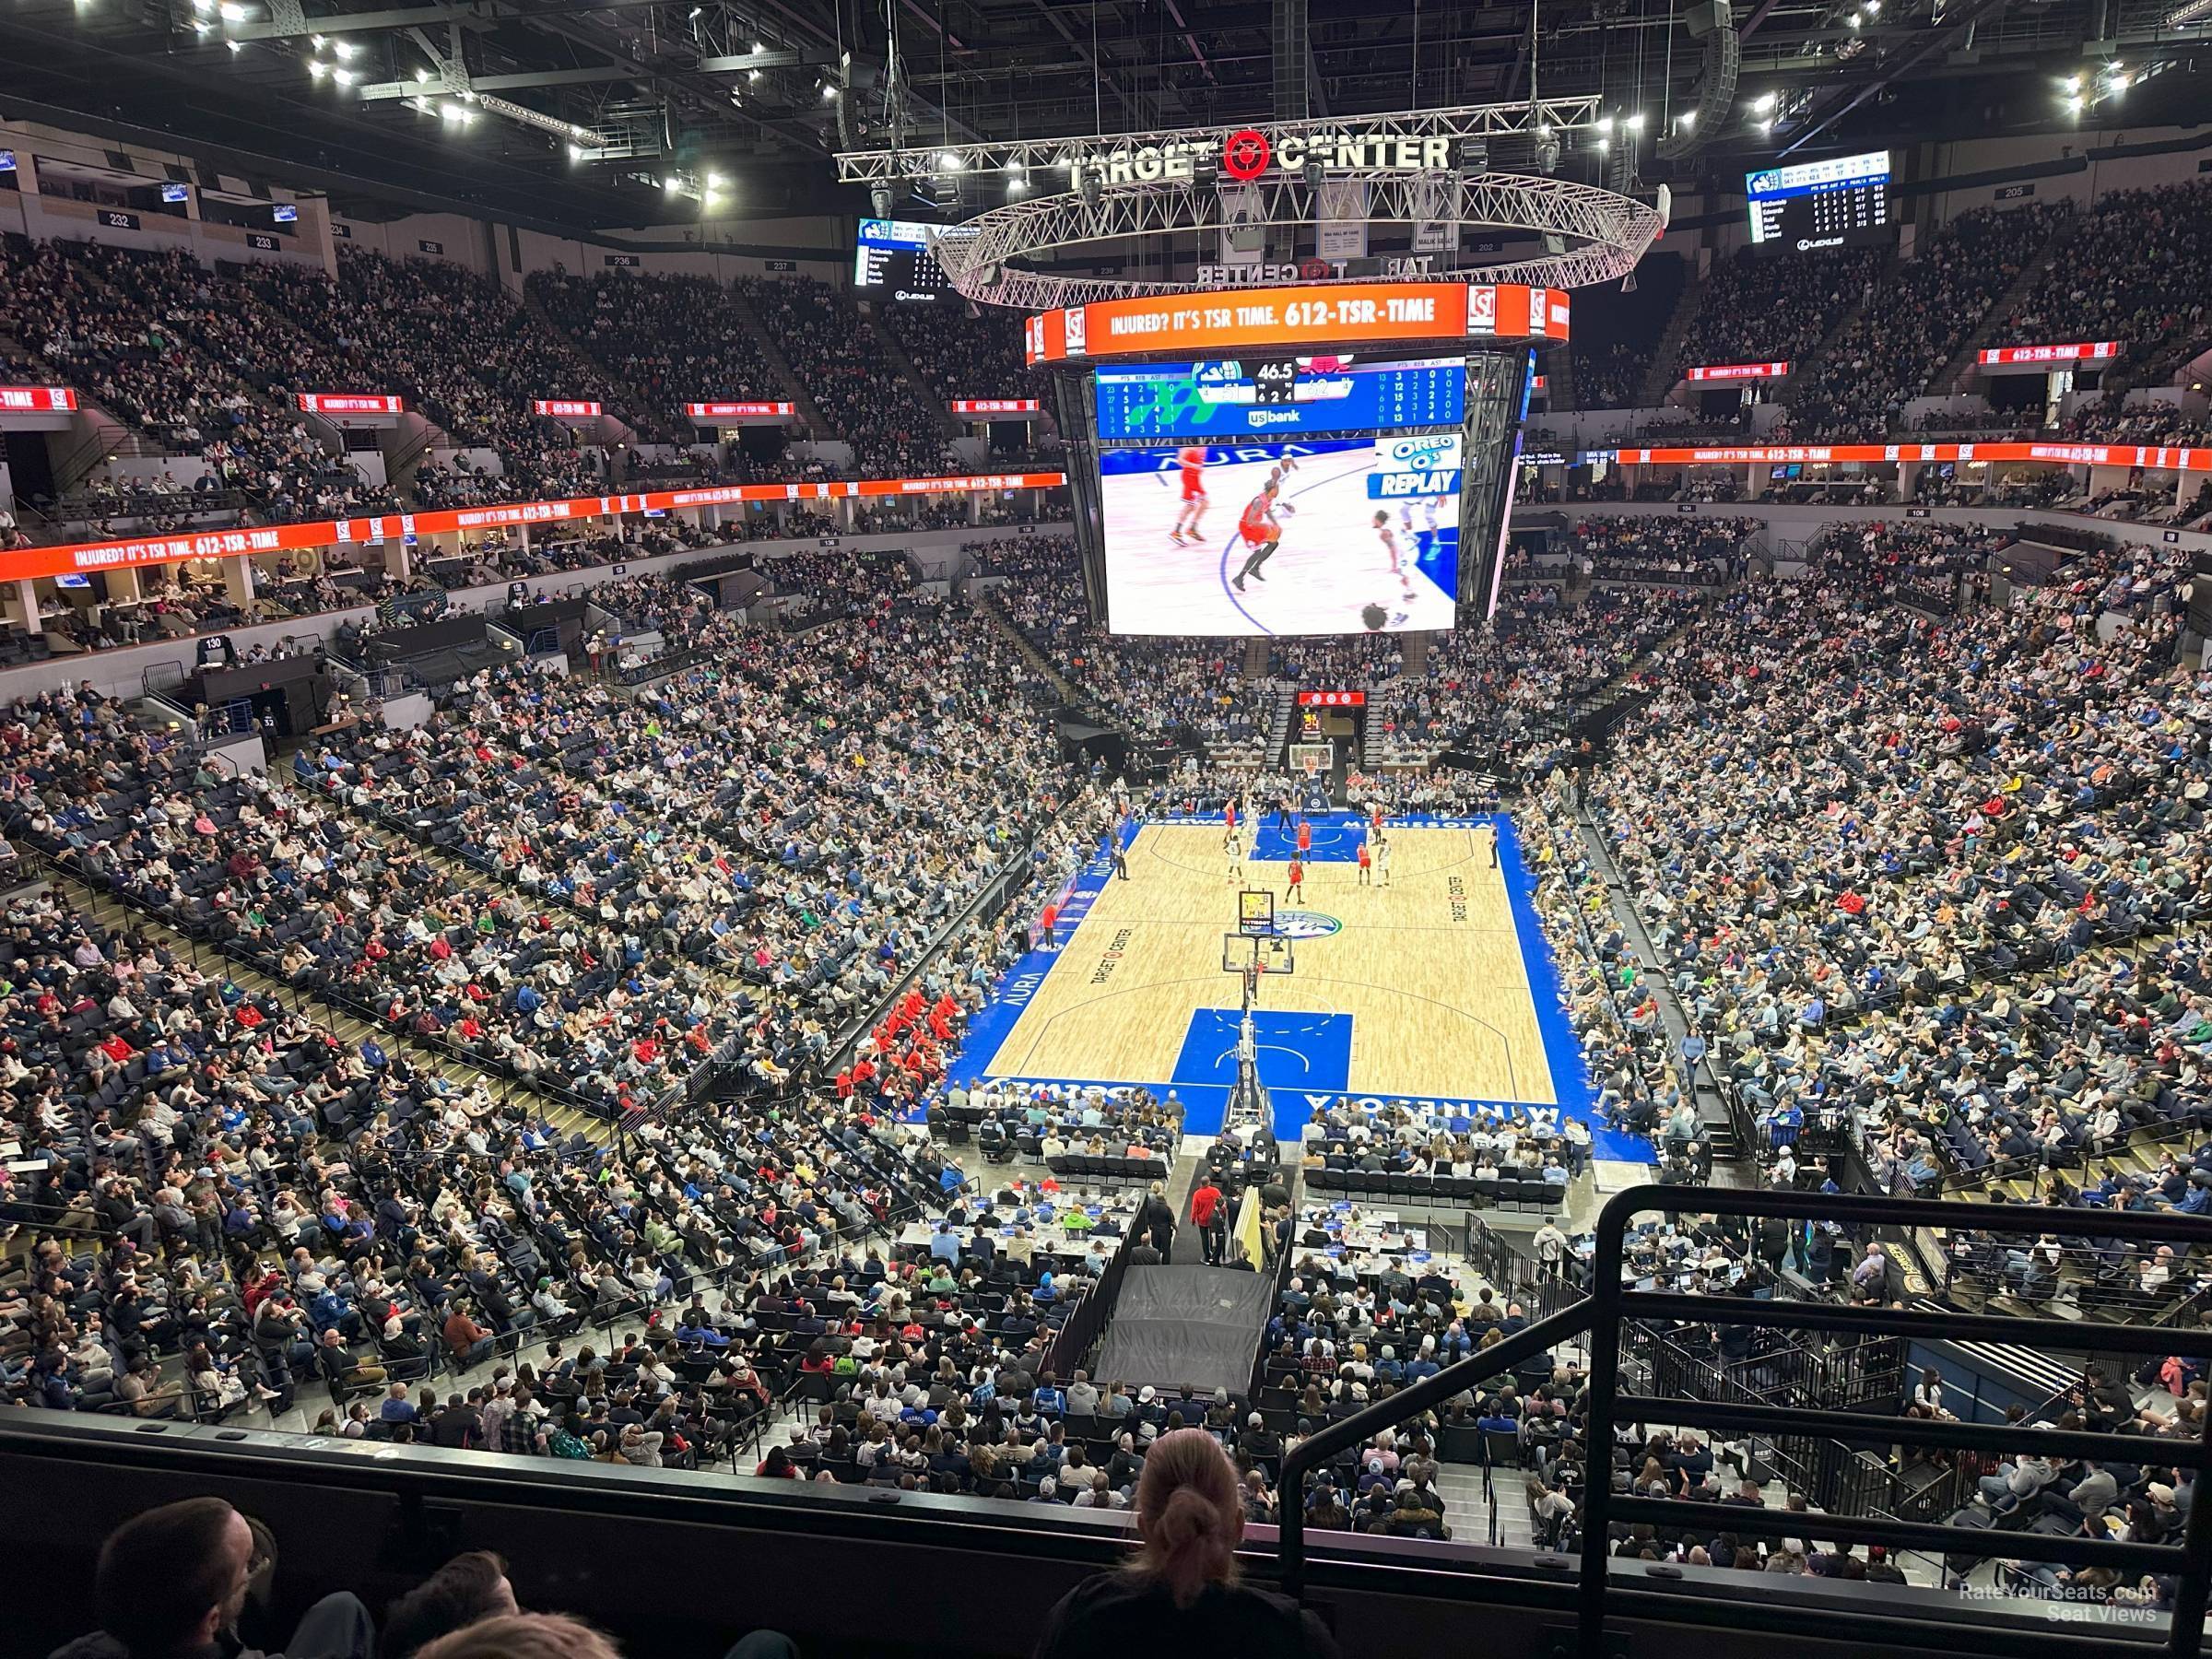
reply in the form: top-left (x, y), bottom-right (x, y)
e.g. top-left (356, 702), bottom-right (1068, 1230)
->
top-left (1041, 900), bottom-right (1061, 948)
top-left (1286, 857), bottom-right (1305, 901)
top-left (1296, 818), bottom-right (1312, 856)
top-left (1189, 1177), bottom-right (1228, 1265)
top-left (1357, 840), bottom-right (1372, 887)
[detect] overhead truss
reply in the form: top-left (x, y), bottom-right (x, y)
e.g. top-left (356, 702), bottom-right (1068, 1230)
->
top-left (833, 98), bottom-right (1605, 186)
top-left (932, 169), bottom-right (1665, 311)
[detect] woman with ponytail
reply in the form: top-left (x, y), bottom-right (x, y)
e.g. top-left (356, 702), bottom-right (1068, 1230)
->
top-left (1032, 1428), bottom-right (1343, 1657)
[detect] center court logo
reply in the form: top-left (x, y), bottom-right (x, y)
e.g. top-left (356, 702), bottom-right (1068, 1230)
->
top-left (1274, 910), bottom-right (1343, 939)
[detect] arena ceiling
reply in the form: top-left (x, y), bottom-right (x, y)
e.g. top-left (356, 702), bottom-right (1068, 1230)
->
top-left (2, 0), bottom-right (2207, 235)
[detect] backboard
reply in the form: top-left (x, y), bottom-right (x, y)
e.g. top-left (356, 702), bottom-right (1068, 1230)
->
top-left (1221, 931), bottom-right (1297, 976)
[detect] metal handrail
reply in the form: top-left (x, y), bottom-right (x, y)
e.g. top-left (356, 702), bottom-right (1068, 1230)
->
top-left (1579, 1183), bottom-right (2212, 1659)
top-left (1276, 1299), bottom-right (1595, 1600)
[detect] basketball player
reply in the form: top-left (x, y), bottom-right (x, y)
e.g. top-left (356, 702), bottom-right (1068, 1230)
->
top-left (1357, 839), bottom-right (1372, 886)
top-left (1401, 496), bottom-right (1443, 565)
top-left (1226, 834), bottom-right (1243, 886)
top-left (1286, 855), bottom-right (1305, 901)
top-left (1377, 836), bottom-right (1392, 888)
top-left (1231, 479), bottom-right (1284, 592)
top-left (1169, 445), bottom-right (1209, 544)
top-left (1371, 511), bottom-right (1418, 606)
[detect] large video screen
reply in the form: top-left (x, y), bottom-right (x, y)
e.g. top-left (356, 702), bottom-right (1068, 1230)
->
top-left (1745, 149), bottom-right (1889, 244)
top-left (1095, 355), bottom-right (1465, 441)
top-left (853, 218), bottom-right (958, 300)
top-left (1100, 436), bottom-right (1460, 636)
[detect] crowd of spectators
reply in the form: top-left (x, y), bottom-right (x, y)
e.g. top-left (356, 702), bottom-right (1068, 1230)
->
top-left (736, 277), bottom-right (953, 477)
top-left (995, 571), bottom-right (1275, 757)
top-left (1580, 535), bottom-right (2208, 1274)
top-left (1998, 179), bottom-right (2212, 384)
top-left (235, 251), bottom-right (620, 506)
top-left (880, 301), bottom-right (1029, 407)
top-left (1791, 205), bottom-right (2070, 440)
top-left (527, 268), bottom-right (782, 419)
top-left (1674, 243), bottom-right (1888, 384)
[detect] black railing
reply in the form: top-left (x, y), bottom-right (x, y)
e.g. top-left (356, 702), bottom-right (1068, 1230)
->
top-left (1579, 1184), bottom-right (2212, 1659)
top-left (1274, 1182), bottom-right (2212, 1659)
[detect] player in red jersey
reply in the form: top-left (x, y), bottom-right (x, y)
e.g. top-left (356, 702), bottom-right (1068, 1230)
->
top-left (1232, 479), bottom-right (1284, 592)
top-left (1169, 445), bottom-right (1209, 544)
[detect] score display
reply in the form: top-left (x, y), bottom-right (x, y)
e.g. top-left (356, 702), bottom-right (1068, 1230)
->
top-left (1745, 149), bottom-right (1890, 245)
top-left (853, 218), bottom-right (962, 300)
top-left (1094, 356), bottom-right (1465, 441)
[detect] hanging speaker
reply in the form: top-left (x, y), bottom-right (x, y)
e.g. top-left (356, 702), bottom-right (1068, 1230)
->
top-left (1657, 25), bottom-right (1740, 159)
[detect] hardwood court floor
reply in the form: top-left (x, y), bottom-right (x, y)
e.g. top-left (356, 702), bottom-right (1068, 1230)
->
top-left (994, 821), bottom-right (1558, 1106)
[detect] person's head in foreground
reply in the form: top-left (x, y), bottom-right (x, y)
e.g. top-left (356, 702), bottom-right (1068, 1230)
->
top-left (417, 1614), bottom-right (618, 1659)
top-left (1134, 1427), bottom-right (1246, 1607)
top-left (91, 1497), bottom-right (256, 1658)
top-left (382, 1551), bottom-right (521, 1659)
top-left (1031, 1429), bottom-right (1343, 1656)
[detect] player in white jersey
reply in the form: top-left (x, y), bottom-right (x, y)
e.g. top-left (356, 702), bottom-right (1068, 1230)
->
top-left (1371, 511), bottom-right (1418, 618)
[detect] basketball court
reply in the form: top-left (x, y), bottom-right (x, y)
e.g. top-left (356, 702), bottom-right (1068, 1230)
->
top-left (943, 808), bottom-right (1650, 1161)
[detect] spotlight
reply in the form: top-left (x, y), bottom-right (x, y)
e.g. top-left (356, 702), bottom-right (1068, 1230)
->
top-left (821, 83), bottom-right (839, 100)
top-left (870, 182), bottom-right (893, 217)
top-left (937, 150), bottom-right (963, 172)
top-left (227, 39), bottom-right (241, 51)
top-left (1534, 131), bottom-right (1561, 174)
top-left (308, 59), bottom-right (328, 78)
top-left (706, 172), bottom-right (727, 189)
top-left (1077, 169), bottom-right (1102, 207)
top-left (1751, 92), bottom-right (1778, 114)
top-left (568, 144), bottom-right (584, 162)
top-left (1624, 112), bottom-right (1645, 132)
top-left (332, 65), bottom-right (355, 85)
top-left (333, 40), bottom-right (356, 59)
top-left (218, 2), bottom-right (250, 20)
top-left (1596, 114), bottom-right (1614, 134)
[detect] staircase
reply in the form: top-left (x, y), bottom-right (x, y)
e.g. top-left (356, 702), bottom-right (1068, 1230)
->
top-left (724, 283), bottom-right (834, 437)
top-left (1787, 245), bottom-right (1901, 400)
top-left (1265, 686), bottom-right (1299, 764)
top-left (975, 587), bottom-right (1088, 709)
top-left (517, 285), bottom-right (653, 432)
top-left (1636, 274), bottom-right (1706, 406)
top-left (1547, 347), bottom-right (1578, 414)
top-left (1937, 239), bottom-right (2065, 394)
top-left (861, 307), bottom-right (961, 439)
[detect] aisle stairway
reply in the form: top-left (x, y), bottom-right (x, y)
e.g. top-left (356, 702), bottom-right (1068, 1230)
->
top-left (1937, 241), bottom-right (2065, 394)
top-left (725, 283), bottom-right (834, 436)
top-left (1636, 276), bottom-right (1706, 406)
top-left (862, 306), bottom-right (962, 439)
